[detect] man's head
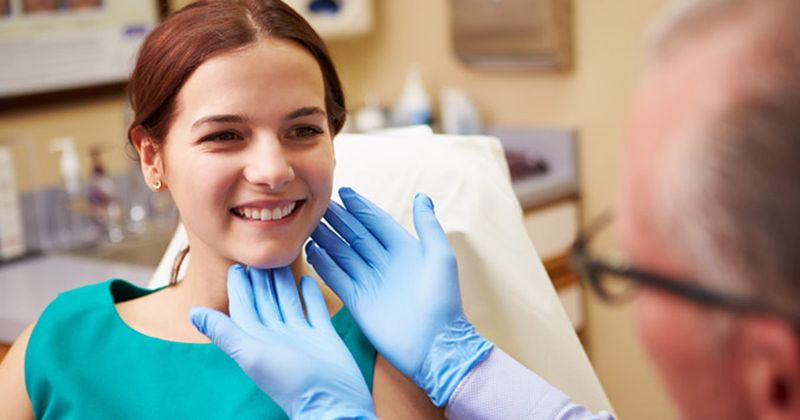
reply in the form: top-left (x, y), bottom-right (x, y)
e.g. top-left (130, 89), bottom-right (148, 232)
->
top-left (618, 0), bottom-right (800, 418)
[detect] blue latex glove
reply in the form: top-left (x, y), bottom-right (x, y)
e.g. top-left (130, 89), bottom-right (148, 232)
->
top-left (306, 187), bottom-right (494, 406)
top-left (190, 265), bottom-right (377, 420)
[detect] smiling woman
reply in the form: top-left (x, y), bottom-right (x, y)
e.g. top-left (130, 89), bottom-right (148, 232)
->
top-left (0, 1), bottom-right (441, 419)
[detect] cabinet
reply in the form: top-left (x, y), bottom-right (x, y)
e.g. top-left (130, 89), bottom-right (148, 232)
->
top-left (488, 126), bottom-right (584, 343)
top-left (450, 0), bottom-right (572, 70)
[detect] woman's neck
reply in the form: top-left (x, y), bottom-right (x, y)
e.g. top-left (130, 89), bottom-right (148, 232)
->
top-left (170, 243), bottom-right (343, 319)
top-left (175, 249), bottom-right (231, 313)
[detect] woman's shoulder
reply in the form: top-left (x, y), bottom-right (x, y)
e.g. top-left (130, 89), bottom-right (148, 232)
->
top-left (26, 279), bottom-right (151, 357)
top-left (0, 323), bottom-right (35, 419)
top-left (29, 280), bottom-right (138, 329)
top-left (50, 278), bottom-right (114, 304)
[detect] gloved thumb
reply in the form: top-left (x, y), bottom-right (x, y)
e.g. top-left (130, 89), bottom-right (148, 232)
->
top-left (190, 307), bottom-right (247, 357)
top-left (412, 193), bottom-right (451, 255)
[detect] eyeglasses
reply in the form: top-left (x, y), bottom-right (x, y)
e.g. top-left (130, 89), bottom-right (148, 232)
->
top-left (570, 212), bottom-right (800, 326)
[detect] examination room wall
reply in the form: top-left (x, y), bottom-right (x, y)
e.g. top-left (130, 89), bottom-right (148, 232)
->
top-left (0, 0), bottom-right (673, 418)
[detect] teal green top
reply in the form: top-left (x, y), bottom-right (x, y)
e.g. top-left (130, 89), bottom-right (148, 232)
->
top-left (25, 279), bottom-right (376, 419)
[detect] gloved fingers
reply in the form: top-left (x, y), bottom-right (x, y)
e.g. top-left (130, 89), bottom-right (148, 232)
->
top-left (190, 306), bottom-right (249, 357)
top-left (305, 240), bottom-right (356, 306)
top-left (325, 201), bottom-right (389, 271)
top-left (299, 275), bottom-right (335, 330)
top-left (311, 222), bottom-right (374, 283)
top-left (272, 266), bottom-right (306, 326)
top-left (249, 266), bottom-right (283, 325)
top-left (227, 264), bottom-right (263, 330)
top-left (338, 187), bottom-right (413, 251)
top-left (412, 193), bottom-right (453, 256)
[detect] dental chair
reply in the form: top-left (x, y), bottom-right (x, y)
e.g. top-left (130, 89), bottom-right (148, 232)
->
top-left (149, 131), bottom-right (612, 413)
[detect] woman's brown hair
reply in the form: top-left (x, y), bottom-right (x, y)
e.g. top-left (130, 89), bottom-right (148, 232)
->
top-left (127, 0), bottom-right (346, 285)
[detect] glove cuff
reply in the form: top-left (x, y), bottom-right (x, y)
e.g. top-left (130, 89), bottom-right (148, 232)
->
top-left (415, 315), bottom-right (494, 406)
top-left (296, 409), bottom-right (378, 420)
top-left (290, 387), bottom-right (376, 420)
top-left (294, 405), bottom-right (378, 420)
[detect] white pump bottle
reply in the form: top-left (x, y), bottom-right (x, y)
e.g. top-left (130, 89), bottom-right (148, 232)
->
top-left (391, 65), bottom-right (432, 127)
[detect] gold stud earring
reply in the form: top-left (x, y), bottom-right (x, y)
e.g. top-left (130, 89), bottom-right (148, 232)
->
top-left (152, 178), bottom-right (162, 190)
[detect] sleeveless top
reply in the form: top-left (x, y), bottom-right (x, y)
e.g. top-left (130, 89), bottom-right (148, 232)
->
top-left (25, 279), bottom-right (376, 419)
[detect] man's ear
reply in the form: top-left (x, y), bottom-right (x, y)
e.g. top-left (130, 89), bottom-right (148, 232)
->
top-left (737, 317), bottom-right (800, 419)
top-left (130, 126), bottom-right (166, 190)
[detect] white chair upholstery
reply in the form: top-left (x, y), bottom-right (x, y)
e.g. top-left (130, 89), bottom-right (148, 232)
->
top-left (149, 133), bottom-right (612, 412)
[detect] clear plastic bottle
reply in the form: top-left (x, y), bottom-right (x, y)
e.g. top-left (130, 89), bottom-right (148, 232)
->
top-left (391, 65), bottom-right (432, 127)
top-left (354, 94), bottom-right (387, 133)
top-left (50, 137), bottom-right (94, 248)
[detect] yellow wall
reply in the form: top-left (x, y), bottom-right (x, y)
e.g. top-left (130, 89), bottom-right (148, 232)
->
top-left (0, 95), bottom-right (132, 190)
top-left (0, 0), bottom-right (675, 418)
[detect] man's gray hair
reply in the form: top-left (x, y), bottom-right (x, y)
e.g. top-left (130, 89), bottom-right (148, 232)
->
top-left (648, 0), bottom-right (800, 316)
top-left (645, 0), bottom-right (742, 59)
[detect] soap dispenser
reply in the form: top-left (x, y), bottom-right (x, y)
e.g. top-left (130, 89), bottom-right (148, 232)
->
top-left (49, 136), bottom-right (90, 248)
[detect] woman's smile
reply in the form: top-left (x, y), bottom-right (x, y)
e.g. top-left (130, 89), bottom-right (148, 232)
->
top-left (230, 199), bottom-right (306, 225)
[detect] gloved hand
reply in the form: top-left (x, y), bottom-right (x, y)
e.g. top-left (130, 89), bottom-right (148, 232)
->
top-left (190, 265), bottom-right (377, 420)
top-left (306, 187), bottom-right (494, 406)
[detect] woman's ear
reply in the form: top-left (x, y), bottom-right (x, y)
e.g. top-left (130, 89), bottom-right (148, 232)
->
top-left (738, 317), bottom-right (800, 419)
top-left (130, 126), bottom-right (166, 191)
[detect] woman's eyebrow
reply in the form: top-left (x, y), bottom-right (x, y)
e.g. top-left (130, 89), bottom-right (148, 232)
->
top-left (285, 106), bottom-right (326, 121)
top-left (191, 114), bottom-right (250, 131)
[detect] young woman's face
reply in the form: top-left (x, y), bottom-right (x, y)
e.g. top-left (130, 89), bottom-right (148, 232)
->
top-left (157, 38), bottom-right (334, 269)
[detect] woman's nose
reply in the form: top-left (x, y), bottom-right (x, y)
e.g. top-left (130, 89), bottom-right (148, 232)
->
top-left (243, 140), bottom-right (295, 191)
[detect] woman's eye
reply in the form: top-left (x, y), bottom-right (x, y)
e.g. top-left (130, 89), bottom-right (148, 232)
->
top-left (288, 125), bottom-right (324, 139)
top-left (202, 131), bottom-right (241, 142)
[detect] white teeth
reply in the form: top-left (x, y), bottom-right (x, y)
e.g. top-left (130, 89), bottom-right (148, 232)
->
top-left (232, 202), bottom-right (298, 221)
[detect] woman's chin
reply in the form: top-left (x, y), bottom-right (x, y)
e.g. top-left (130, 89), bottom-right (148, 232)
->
top-left (235, 247), bottom-right (303, 270)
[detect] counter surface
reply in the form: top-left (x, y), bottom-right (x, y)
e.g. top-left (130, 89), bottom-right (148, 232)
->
top-left (0, 254), bottom-right (153, 343)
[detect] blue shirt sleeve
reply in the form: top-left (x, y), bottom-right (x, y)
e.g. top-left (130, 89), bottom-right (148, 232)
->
top-left (444, 347), bottom-right (615, 420)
